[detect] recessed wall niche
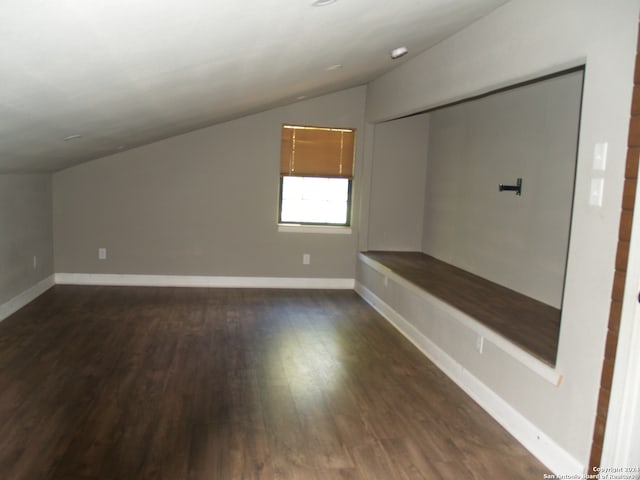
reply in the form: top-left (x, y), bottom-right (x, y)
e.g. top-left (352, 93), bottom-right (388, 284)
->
top-left (365, 68), bottom-right (584, 364)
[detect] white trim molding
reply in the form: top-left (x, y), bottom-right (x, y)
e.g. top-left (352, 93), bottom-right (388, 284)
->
top-left (355, 281), bottom-right (583, 476)
top-left (55, 273), bottom-right (355, 290)
top-left (0, 275), bottom-right (55, 322)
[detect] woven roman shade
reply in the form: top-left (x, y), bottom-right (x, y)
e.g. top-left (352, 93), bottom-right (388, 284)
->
top-left (280, 125), bottom-right (355, 178)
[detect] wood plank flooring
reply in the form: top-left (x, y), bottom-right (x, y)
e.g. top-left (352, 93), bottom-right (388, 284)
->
top-left (362, 251), bottom-right (561, 365)
top-left (0, 286), bottom-right (549, 479)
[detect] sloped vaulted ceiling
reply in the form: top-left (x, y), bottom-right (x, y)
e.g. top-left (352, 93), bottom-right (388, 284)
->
top-left (0, 0), bottom-right (509, 173)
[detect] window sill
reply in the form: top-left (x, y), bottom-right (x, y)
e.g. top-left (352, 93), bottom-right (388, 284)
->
top-left (278, 224), bottom-right (353, 235)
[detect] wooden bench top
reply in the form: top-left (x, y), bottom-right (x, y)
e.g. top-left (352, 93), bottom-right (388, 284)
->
top-left (361, 251), bottom-right (561, 366)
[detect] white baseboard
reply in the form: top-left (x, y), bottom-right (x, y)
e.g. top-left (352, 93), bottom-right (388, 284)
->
top-left (355, 281), bottom-right (584, 476)
top-left (55, 273), bottom-right (355, 290)
top-left (0, 275), bottom-right (55, 322)
top-left (2, 273), bottom-right (353, 320)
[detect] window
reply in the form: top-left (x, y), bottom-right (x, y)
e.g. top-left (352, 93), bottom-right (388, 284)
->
top-left (279, 124), bottom-right (355, 226)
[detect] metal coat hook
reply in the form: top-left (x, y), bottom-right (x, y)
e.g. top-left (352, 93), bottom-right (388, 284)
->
top-left (498, 177), bottom-right (522, 196)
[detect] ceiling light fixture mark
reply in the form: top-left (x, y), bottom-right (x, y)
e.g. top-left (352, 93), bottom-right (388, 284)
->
top-left (390, 46), bottom-right (409, 59)
top-left (63, 134), bottom-right (82, 142)
top-left (327, 64), bottom-right (343, 71)
top-left (311, 0), bottom-right (337, 6)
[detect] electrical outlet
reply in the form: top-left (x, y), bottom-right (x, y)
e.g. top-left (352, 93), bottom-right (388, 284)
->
top-left (476, 335), bottom-right (484, 354)
top-left (303, 253), bottom-right (311, 265)
top-left (98, 247), bottom-right (107, 260)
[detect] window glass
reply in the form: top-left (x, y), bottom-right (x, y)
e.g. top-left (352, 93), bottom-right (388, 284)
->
top-left (280, 176), bottom-right (350, 225)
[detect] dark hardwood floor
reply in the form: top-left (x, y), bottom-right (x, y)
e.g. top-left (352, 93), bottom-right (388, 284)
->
top-left (0, 285), bottom-right (548, 479)
top-left (362, 251), bottom-right (561, 365)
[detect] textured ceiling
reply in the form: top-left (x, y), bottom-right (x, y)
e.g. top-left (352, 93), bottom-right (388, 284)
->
top-left (0, 0), bottom-right (509, 173)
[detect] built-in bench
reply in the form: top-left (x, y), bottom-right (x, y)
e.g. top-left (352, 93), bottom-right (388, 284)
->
top-left (359, 251), bottom-right (561, 366)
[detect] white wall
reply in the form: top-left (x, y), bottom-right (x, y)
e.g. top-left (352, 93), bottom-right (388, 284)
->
top-left (422, 71), bottom-right (582, 307)
top-left (0, 174), bottom-right (54, 309)
top-left (367, 114), bottom-right (430, 251)
top-left (53, 87), bottom-right (366, 281)
top-left (361, 0), bottom-right (639, 469)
